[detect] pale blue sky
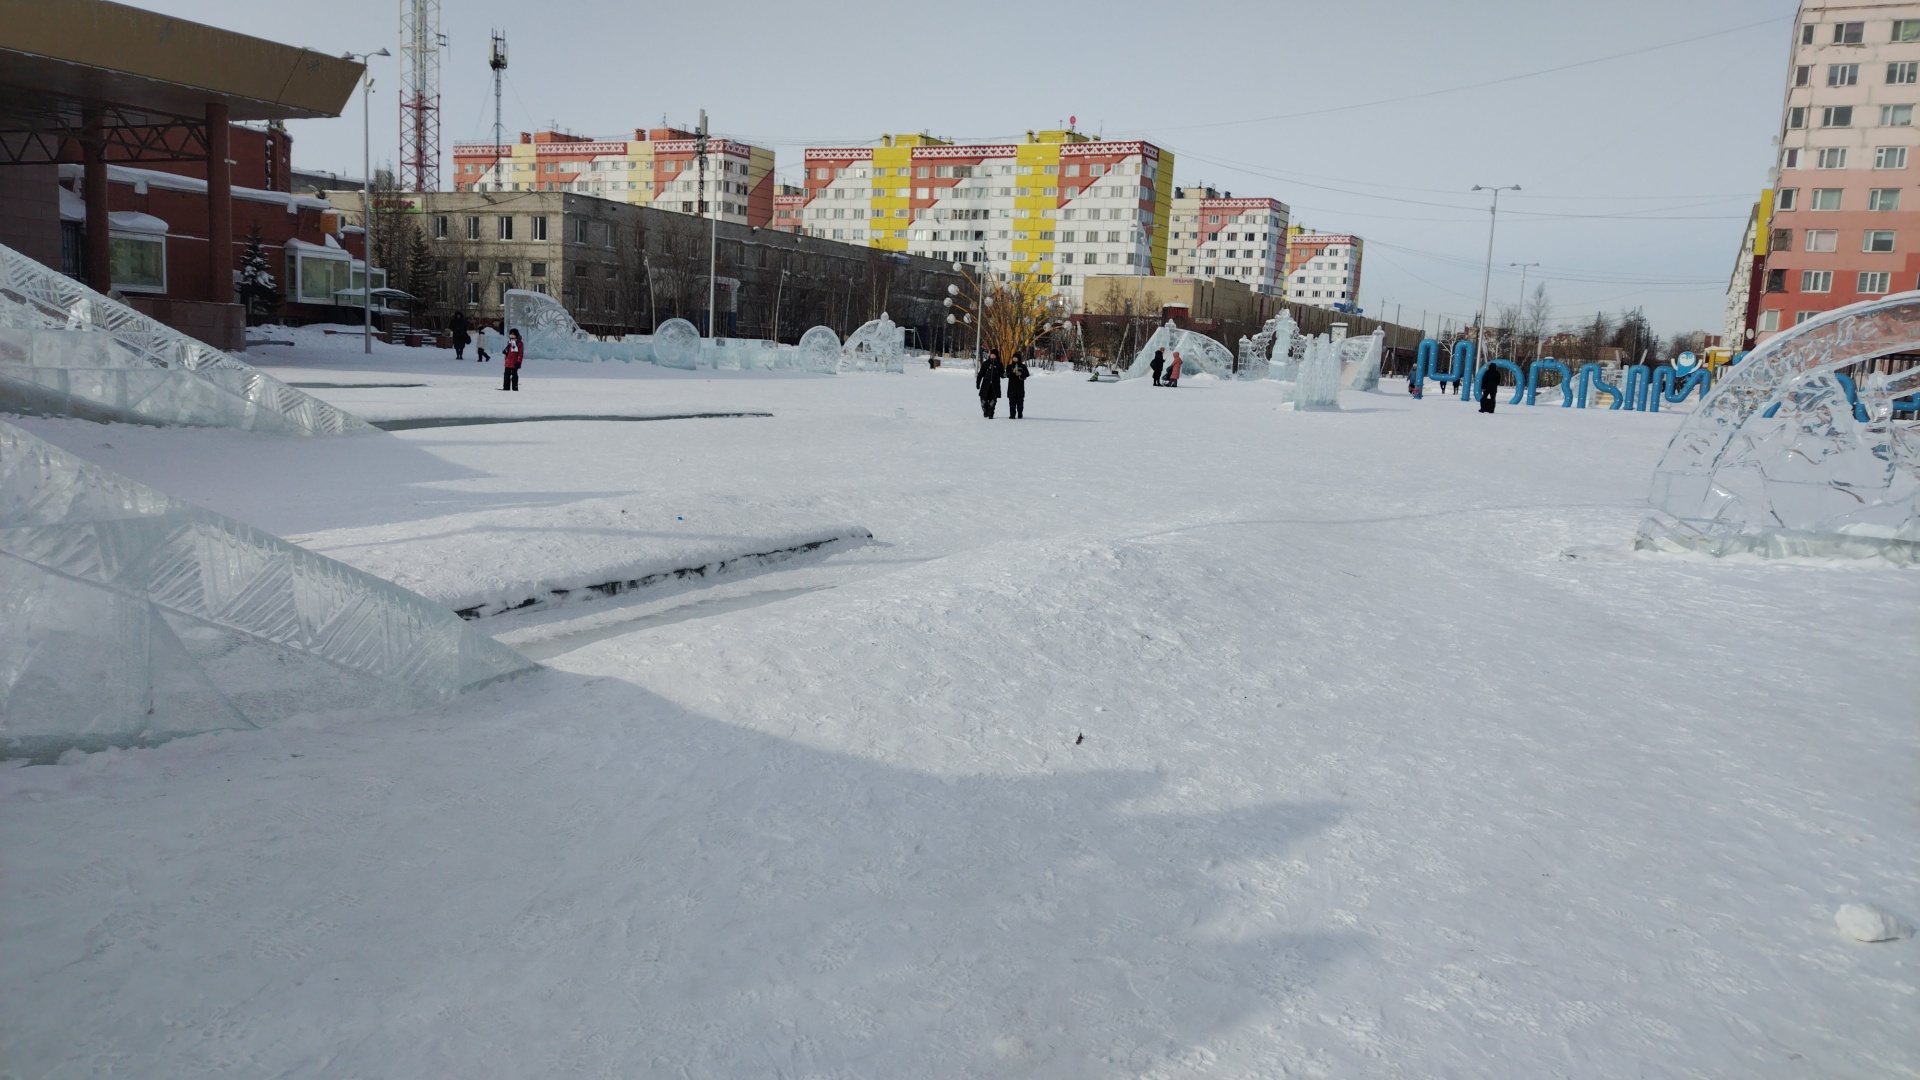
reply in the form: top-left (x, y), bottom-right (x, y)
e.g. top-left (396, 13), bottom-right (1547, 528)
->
top-left (146, 0), bottom-right (1796, 332)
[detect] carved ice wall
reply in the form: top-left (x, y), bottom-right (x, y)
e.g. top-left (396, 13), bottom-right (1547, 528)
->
top-left (0, 421), bottom-right (538, 760)
top-left (0, 242), bottom-right (369, 435)
top-left (1291, 334), bottom-right (1343, 410)
top-left (1639, 293), bottom-right (1920, 562)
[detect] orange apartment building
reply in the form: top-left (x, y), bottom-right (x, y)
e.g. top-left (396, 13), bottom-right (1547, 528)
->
top-left (1754, 1), bottom-right (1920, 342)
top-left (450, 128), bottom-right (776, 227)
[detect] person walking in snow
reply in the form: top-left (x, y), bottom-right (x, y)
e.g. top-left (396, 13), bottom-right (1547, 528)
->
top-left (1478, 368), bottom-right (1498, 414)
top-left (1006, 354), bottom-right (1030, 419)
top-left (1150, 347), bottom-right (1166, 386)
top-left (977, 349), bottom-right (1005, 418)
top-left (1165, 349), bottom-right (1184, 388)
top-left (502, 328), bottom-right (524, 392)
top-left (449, 310), bottom-right (471, 361)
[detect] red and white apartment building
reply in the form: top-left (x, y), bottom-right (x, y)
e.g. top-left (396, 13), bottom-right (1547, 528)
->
top-left (1283, 230), bottom-right (1365, 311)
top-left (450, 128), bottom-right (776, 227)
top-left (1746, 1), bottom-right (1920, 343)
top-left (1165, 186), bottom-right (1291, 296)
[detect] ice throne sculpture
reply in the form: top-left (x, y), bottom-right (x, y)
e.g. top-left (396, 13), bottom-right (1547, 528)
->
top-left (843, 313), bottom-right (906, 373)
top-left (1637, 292), bottom-right (1920, 563)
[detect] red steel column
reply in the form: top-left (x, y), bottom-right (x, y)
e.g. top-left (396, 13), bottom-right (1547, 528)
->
top-left (206, 102), bottom-right (233, 302)
top-left (83, 110), bottom-right (111, 294)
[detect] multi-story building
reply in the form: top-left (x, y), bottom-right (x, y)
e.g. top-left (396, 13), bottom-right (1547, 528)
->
top-left (1283, 229), bottom-right (1364, 311)
top-left (793, 129), bottom-right (1173, 306)
top-left (771, 184), bottom-right (806, 234)
top-left (1754, 1), bottom-right (1920, 342)
top-left (449, 128), bottom-right (776, 227)
top-left (1164, 187), bottom-right (1290, 295)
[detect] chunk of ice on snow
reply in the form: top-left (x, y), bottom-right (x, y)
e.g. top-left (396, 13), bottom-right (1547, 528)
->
top-left (1835, 903), bottom-right (1911, 942)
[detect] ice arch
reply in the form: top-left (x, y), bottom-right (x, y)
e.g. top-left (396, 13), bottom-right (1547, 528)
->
top-left (1639, 292), bottom-right (1920, 561)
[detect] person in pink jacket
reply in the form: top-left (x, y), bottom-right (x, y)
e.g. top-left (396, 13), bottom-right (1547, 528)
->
top-left (1165, 349), bottom-right (1184, 388)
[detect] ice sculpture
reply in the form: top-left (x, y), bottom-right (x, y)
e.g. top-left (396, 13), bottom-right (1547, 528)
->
top-left (1638, 292), bottom-right (1920, 562)
top-left (502, 288), bottom-right (653, 364)
top-left (1290, 334), bottom-right (1343, 410)
top-left (843, 313), bottom-right (907, 373)
top-left (0, 242), bottom-right (368, 435)
top-left (652, 318), bottom-right (702, 369)
top-left (1122, 321), bottom-right (1176, 380)
top-left (0, 420), bottom-right (537, 760)
top-left (794, 326), bottom-right (842, 374)
top-left (702, 336), bottom-right (779, 370)
top-left (1344, 328), bottom-right (1386, 391)
top-left (1121, 322), bottom-right (1235, 380)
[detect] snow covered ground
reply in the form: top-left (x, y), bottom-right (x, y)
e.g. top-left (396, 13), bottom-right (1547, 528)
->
top-left (4, 330), bottom-right (1916, 1077)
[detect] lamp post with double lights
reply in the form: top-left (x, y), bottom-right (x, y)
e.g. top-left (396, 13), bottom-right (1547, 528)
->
top-left (944, 260), bottom-right (990, 369)
top-left (343, 48), bottom-right (390, 355)
top-left (1470, 183), bottom-right (1519, 387)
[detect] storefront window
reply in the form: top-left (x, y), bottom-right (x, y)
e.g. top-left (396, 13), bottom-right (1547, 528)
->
top-left (109, 235), bottom-right (165, 293)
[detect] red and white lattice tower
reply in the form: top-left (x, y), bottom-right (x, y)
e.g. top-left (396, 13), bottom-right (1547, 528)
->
top-left (398, 0), bottom-right (442, 192)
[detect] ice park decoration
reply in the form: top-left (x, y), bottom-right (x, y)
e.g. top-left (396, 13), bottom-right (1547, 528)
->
top-left (0, 421), bottom-right (538, 761)
top-left (1291, 334), bottom-right (1345, 410)
top-left (1636, 292), bottom-right (1920, 563)
top-left (842, 314), bottom-right (907, 373)
top-left (500, 288), bottom-right (653, 364)
top-left (1410, 338), bottom-right (1713, 412)
top-left (0, 242), bottom-right (369, 435)
top-left (795, 325), bottom-right (842, 374)
top-left (650, 317), bottom-right (703, 370)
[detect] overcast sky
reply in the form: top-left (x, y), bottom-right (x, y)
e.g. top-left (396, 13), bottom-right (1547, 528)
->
top-left (147, 0), bottom-right (1795, 333)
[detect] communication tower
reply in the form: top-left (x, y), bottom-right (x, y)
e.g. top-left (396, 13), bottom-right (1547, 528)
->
top-left (489, 31), bottom-right (508, 188)
top-left (398, 0), bottom-right (444, 192)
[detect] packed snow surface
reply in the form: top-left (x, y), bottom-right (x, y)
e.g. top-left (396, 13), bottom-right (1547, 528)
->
top-left (3, 329), bottom-right (1915, 1077)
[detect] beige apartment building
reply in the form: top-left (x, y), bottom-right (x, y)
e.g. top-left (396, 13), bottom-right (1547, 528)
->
top-left (1755, 1), bottom-right (1920, 342)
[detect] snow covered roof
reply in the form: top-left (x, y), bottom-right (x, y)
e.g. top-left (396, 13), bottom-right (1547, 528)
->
top-left (58, 186), bottom-right (85, 222)
top-left (57, 163), bottom-right (330, 213)
top-left (286, 237), bottom-right (351, 260)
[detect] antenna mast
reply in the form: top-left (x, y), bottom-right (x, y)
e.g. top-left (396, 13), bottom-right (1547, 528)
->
top-left (398, 0), bottom-right (442, 192)
top-left (489, 31), bottom-right (508, 189)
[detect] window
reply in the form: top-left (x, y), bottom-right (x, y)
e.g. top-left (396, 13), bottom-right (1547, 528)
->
top-left (1895, 19), bottom-right (1920, 41)
top-left (1870, 187), bottom-right (1901, 211)
top-left (1891, 61), bottom-right (1918, 84)
top-left (464, 260), bottom-right (478, 274)
top-left (108, 233), bottom-right (165, 293)
top-left (1821, 105), bottom-right (1854, 127)
top-left (529, 261), bottom-right (548, 277)
top-left (433, 215), bottom-right (449, 239)
top-left (1811, 187), bottom-right (1843, 210)
top-left (290, 249), bottom-right (348, 303)
top-left (499, 282), bottom-right (511, 302)
top-left (1775, 187), bottom-right (1798, 210)
top-left (1859, 271), bottom-right (1892, 294)
top-left (1766, 268), bottom-right (1788, 292)
top-left (572, 218), bottom-right (589, 243)
top-left (1771, 228), bottom-right (1792, 251)
top-left (1807, 229), bottom-right (1838, 251)
top-left (1833, 21), bottom-right (1864, 43)
top-left (1802, 270), bottom-right (1833, 292)
top-left (1864, 229), bottom-right (1896, 252)
top-left (1875, 145), bottom-right (1909, 168)
top-left (466, 280), bottom-right (480, 304)
top-left (1795, 310), bottom-right (1818, 325)
top-left (496, 261), bottom-right (513, 275)
top-left (1759, 309), bottom-right (1781, 331)
top-left (497, 216), bottom-right (514, 240)
top-left (465, 215), bottom-right (481, 240)
top-left (1795, 65), bottom-right (1812, 87)
top-left (1882, 104), bottom-right (1913, 126)
top-left (1817, 147), bottom-right (1848, 168)
top-left (1783, 147), bottom-right (1802, 168)
top-left (530, 215), bottom-right (548, 241)
top-left (1829, 63), bottom-right (1860, 86)
top-left (1802, 23), bottom-right (1816, 44)
top-left (1788, 106), bottom-right (1807, 129)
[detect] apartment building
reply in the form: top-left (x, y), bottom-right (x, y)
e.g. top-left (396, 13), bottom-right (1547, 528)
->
top-left (793, 129), bottom-right (1173, 306)
top-left (1284, 229), bottom-right (1364, 311)
top-left (1165, 187), bottom-right (1291, 295)
top-left (1755, 1), bottom-right (1920, 341)
top-left (771, 184), bottom-right (806, 234)
top-left (449, 128), bottom-right (776, 227)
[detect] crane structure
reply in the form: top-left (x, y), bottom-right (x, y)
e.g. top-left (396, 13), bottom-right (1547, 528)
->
top-left (398, 0), bottom-right (443, 192)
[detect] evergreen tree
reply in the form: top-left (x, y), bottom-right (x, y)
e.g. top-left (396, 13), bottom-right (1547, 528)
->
top-left (237, 226), bottom-right (279, 323)
top-left (402, 223), bottom-right (436, 319)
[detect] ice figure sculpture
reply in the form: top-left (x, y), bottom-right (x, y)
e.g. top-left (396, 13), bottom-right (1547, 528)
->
top-left (795, 326), bottom-right (841, 374)
top-left (1638, 292), bottom-right (1920, 562)
top-left (0, 420), bottom-right (537, 760)
top-left (1236, 310), bottom-right (1299, 382)
top-left (651, 318), bottom-right (702, 370)
top-left (1344, 328), bottom-right (1386, 391)
top-left (502, 288), bottom-right (653, 364)
top-left (0, 242), bottom-right (368, 435)
top-left (1121, 322), bottom-right (1234, 379)
top-left (843, 314), bottom-right (906, 373)
top-left (1290, 334), bottom-right (1342, 410)
top-left (1122, 321), bottom-right (1176, 380)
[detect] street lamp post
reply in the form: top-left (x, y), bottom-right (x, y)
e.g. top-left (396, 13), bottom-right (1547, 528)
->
top-left (1470, 183), bottom-right (1519, 389)
top-left (1510, 261), bottom-right (1541, 362)
top-left (343, 48), bottom-right (390, 355)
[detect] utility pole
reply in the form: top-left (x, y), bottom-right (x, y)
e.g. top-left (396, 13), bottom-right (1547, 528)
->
top-left (344, 49), bottom-right (389, 355)
top-left (1510, 261), bottom-right (1540, 362)
top-left (1471, 184), bottom-right (1519, 383)
top-left (697, 109), bottom-right (718, 338)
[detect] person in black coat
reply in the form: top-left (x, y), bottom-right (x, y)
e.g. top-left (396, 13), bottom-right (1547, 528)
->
top-left (1149, 347), bottom-right (1165, 386)
top-left (977, 350), bottom-right (1005, 418)
top-left (1478, 368), bottom-right (1499, 414)
top-left (1006, 355), bottom-right (1030, 418)
top-left (449, 310), bottom-right (471, 361)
